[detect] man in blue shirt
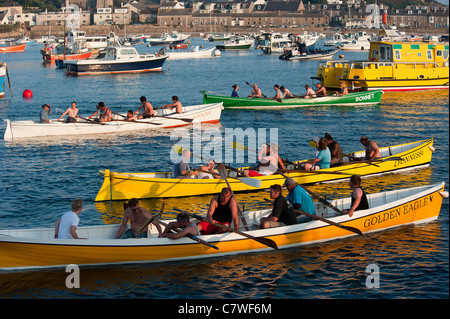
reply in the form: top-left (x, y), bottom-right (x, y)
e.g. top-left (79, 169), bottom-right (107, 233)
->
top-left (284, 178), bottom-right (316, 223)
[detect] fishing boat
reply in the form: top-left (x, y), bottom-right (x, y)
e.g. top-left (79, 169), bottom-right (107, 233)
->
top-left (65, 44), bottom-right (167, 75)
top-left (208, 33), bottom-right (234, 42)
top-left (338, 32), bottom-right (372, 51)
top-left (0, 41), bottom-right (26, 52)
top-left (314, 39), bottom-right (449, 91)
top-left (95, 139), bottom-right (434, 201)
top-left (255, 32), bottom-right (293, 54)
top-left (279, 47), bottom-right (339, 61)
top-left (215, 36), bottom-right (253, 51)
top-left (0, 182), bottom-right (446, 271)
top-left (166, 46), bottom-right (216, 60)
top-left (3, 102), bottom-right (224, 140)
top-left (202, 89), bottom-right (383, 108)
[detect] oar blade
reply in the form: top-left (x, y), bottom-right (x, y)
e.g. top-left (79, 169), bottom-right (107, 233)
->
top-left (239, 177), bottom-right (262, 188)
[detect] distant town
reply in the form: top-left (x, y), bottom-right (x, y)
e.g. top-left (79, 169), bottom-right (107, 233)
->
top-left (1, 0), bottom-right (449, 36)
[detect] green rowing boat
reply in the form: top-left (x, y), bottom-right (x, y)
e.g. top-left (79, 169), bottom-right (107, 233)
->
top-left (202, 89), bottom-right (383, 108)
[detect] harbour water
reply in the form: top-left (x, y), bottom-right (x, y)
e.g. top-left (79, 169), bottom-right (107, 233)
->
top-left (0, 38), bottom-right (448, 300)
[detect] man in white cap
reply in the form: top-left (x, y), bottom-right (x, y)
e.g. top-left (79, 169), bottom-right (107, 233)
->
top-left (284, 178), bottom-right (316, 223)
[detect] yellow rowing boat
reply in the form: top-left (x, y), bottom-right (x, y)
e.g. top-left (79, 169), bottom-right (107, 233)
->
top-left (95, 139), bottom-right (435, 201)
top-left (1, 182), bottom-right (446, 271)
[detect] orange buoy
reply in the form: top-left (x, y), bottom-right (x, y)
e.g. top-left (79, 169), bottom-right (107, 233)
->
top-left (23, 89), bottom-right (33, 98)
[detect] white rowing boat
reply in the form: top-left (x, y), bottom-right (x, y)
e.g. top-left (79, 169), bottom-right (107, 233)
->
top-left (0, 182), bottom-right (446, 271)
top-left (3, 102), bottom-right (224, 139)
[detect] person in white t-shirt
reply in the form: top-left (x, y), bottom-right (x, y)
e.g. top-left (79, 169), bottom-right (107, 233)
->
top-left (54, 198), bottom-right (84, 239)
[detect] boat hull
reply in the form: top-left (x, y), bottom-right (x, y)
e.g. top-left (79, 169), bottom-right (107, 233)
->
top-left (0, 43), bottom-right (26, 52)
top-left (40, 50), bottom-right (92, 62)
top-left (95, 139), bottom-right (434, 201)
top-left (0, 182), bottom-right (445, 271)
top-left (215, 43), bottom-right (252, 51)
top-left (202, 89), bottom-right (383, 108)
top-left (65, 55), bottom-right (168, 75)
top-left (3, 103), bottom-right (224, 139)
top-left (167, 48), bottom-right (215, 60)
top-left (0, 63), bottom-right (6, 98)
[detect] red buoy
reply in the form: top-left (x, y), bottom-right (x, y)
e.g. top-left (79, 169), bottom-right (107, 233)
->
top-left (23, 89), bottom-right (33, 98)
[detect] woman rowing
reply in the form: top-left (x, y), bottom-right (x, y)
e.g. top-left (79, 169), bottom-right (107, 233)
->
top-left (243, 143), bottom-right (285, 177)
top-left (58, 102), bottom-right (79, 123)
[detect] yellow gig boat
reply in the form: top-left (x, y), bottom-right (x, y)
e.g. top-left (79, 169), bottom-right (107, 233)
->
top-left (315, 39), bottom-right (449, 91)
top-left (95, 139), bottom-right (435, 201)
top-left (0, 182), bottom-right (447, 271)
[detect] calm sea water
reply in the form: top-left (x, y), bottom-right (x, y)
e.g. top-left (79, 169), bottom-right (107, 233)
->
top-left (0, 38), bottom-right (448, 300)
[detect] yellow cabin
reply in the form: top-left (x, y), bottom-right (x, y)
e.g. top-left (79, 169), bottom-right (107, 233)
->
top-left (315, 41), bottom-right (449, 91)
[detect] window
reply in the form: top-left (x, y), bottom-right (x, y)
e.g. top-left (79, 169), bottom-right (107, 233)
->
top-left (443, 50), bottom-right (448, 60)
top-left (436, 50), bottom-right (442, 57)
top-left (395, 49), bottom-right (401, 60)
top-left (427, 50), bottom-right (432, 60)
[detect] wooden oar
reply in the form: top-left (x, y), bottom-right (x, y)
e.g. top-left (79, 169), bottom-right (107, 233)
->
top-left (154, 114), bottom-right (193, 122)
top-left (279, 168), bottom-right (354, 176)
top-left (156, 218), bottom-right (219, 250)
top-left (177, 208), bottom-right (279, 251)
top-left (217, 163), bottom-right (250, 231)
top-left (231, 141), bottom-right (258, 153)
top-left (294, 208), bottom-right (367, 239)
top-left (78, 115), bottom-right (106, 125)
top-left (135, 203), bottom-right (165, 236)
top-left (5, 64), bottom-right (13, 97)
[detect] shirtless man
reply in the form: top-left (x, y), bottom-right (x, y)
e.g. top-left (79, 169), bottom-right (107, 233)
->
top-left (162, 96), bottom-right (183, 114)
top-left (315, 83), bottom-right (327, 96)
top-left (336, 82), bottom-right (348, 96)
top-left (58, 101), bottom-right (79, 123)
top-left (360, 136), bottom-right (380, 160)
top-left (135, 96), bottom-right (155, 119)
top-left (248, 83), bottom-right (262, 98)
top-left (159, 212), bottom-right (202, 239)
top-left (304, 84), bottom-right (317, 99)
top-left (88, 102), bottom-right (112, 122)
top-left (116, 198), bottom-right (162, 238)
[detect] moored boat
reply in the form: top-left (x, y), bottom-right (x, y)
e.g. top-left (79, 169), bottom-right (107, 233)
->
top-left (0, 41), bottom-right (26, 52)
top-left (1, 182), bottom-right (446, 271)
top-left (279, 48), bottom-right (339, 61)
top-left (166, 46), bottom-right (216, 60)
top-left (95, 139), bottom-right (434, 201)
top-left (202, 89), bottom-right (383, 108)
top-left (3, 102), bottom-right (224, 139)
top-left (65, 44), bottom-right (167, 75)
top-left (314, 39), bottom-right (449, 91)
top-left (215, 36), bottom-right (253, 51)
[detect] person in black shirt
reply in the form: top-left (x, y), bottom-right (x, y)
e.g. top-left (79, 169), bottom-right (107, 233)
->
top-left (342, 175), bottom-right (369, 217)
top-left (260, 184), bottom-right (298, 229)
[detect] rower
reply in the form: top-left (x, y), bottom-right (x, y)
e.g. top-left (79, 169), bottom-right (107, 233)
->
top-left (196, 187), bottom-right (239, 235)
top-left (57, 101), bottom-right (79, 123)
top-left (248, 83), bottom-right (262, 98)
top-left (260, 184), bottom-right (297, 229)
top-left (243, 143), bottom-right (285, 177)
top-left (172, 149), bottom-right (199, 178)
top-left (88, 102), bottom-right (112, 122)
top-left (39, 103), bottom-right (52, 123)
top-left (159, 212), bottom-right (202, 239)
top-left (341, 175), bottom-right (369, 217)
top-left (135, 96), bottom-right (155, 118)
top-left (336, 82), bottom-right (348, 96)
top-left (270, 84), bottom-right (283, 100)
top-left (304, 84), bottom-right (316, 99)
top-left (280, 86), bottom-right (293, 99)
top-left (162, 96), bottom-right (183, 114)
top-left (284, 178), bottom-right (316, 223)
top-left (315, 83), bottom-right (327, 96)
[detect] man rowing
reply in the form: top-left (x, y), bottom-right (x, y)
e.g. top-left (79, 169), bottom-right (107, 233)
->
top-left (159, 212), bottom-right (202, 239)
top-left (116, 198), bottom-right (162, 238)
top-left (304, 84), bottom-right (316, 99)
top-left (172, 149), bottom-right (199, 178)
top-left (88, 102), bottom-right (112, 122)
top-left (315, 83), bottom-right (327, 96)
top-left (260, 184), bottom-right (297, 229)
top-left (135, 96), bottom-right (155, 119)
top-left (304, 138), bottom-right (331, 170)
top-left (341, 175), bottom-right (369, 217)
top-left (336, 82), bottom-right (348, 96)
top-left (248, 83), bottom-right (262, 98)
top-left (39, 103), bottom-right (52, 123)
top-left (280, 86), bottom-right (293, 99)
top-left (57, 101), bottom-right (79, 123)
top-left (270, 84), bottom-right (283, 100)
top-left (197, 187), bottom-right (240, 235)
top-left (360, 136), bottom-right (380, 160)
top-left (162, 96), bottom-right (183, 114)
top-left (284, 178), bottom-right (316, 223)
